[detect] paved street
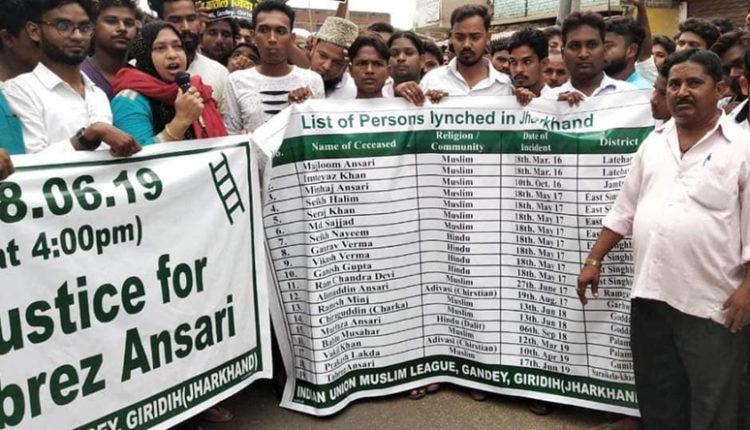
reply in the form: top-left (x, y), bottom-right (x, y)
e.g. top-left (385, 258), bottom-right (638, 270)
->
top-left (191, 380), bottom-right (614, 430)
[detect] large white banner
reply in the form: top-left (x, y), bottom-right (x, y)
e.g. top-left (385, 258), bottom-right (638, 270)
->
top-left (0, 137), bottom-right (271, 429)
top-left (255, 94), bottom-right (653, 416)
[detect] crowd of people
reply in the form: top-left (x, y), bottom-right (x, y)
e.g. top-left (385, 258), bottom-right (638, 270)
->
top-left (3, 0), bottom-right (750, 429)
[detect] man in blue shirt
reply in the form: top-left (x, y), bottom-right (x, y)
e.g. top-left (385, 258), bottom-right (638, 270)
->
top-left (0, 0), bottom-right (40, 154)
top-left (603, 16), bottom-right (652, 89)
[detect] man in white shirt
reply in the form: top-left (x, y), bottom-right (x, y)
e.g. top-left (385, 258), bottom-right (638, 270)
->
top-left (5, 0), bottom-right (138, 156)
top-left (151, 0), bottom-right (229, 108)
top-left (418, 4), bottom-right (512, 103)
top-left (544, 11), bottom-right (638, 105)
top-left (579, 49), bottom-right (750, 430)
top-left (224, 1), bottom-right (323, 133)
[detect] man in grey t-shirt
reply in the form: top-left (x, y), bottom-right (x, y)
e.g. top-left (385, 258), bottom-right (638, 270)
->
top-left (223, 2), bottom-right (323, 133)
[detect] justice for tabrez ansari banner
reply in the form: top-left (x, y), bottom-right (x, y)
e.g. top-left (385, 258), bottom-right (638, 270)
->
top-left (254, 93), bottom-right (654, 416)
top-left (0, 137), bottom-right (271, 429)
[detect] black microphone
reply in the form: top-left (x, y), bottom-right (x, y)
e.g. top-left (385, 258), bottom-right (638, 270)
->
top-left (174, 71), bottom-right (207, 132)
top-left (175, 71), bottom-right (192, 93)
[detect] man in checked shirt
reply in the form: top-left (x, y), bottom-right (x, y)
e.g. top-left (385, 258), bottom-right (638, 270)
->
top-left (578, 48), bottom-right (750, 430)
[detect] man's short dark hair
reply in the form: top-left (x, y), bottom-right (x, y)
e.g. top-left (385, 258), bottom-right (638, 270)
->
top-left (653, 34), bottom-right (676, 55)
top-left (490, 37), bottom-right (509, 55)
top-left (367, 22), bottom-right (394, 35)
top-left (660, 48), bottom-right (724, 83)
top-left (450, 4), bottom-right (491, 31)
top-left (562, 11), bottom-right (605, 45)
top-left (237, 19), bottom-right (252, 31)
top-left (422, 40), bottom-right (444, 63)
top-left (95, 0), bottom-right (137, 19)
top-left (507, 27), bottom-right (548, 60)
top-left (0, 0), bottom-right (32, 49)
top-left (710, 30), bottom-right (750, 58)
top-left (387, 31), bottom-right (424, 54)
top-left (28, 0), bottom-right (96, 22)
top-left (605, 16), bottom-right (645, 51)
top-left (543, 25), bottom-right (562, 40)
top-left (711, 17), bottom-right (735, 35)
top-left (148, 0), bottom-right (193, 19)
top-left (251, 0), bottom-right (294, 30)
top-left (349, 34), bottom-right (389, 61)
top-left (678, 18), bottom-right (720, 49)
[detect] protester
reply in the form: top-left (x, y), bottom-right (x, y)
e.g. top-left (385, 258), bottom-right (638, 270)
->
top-left (650, 74), bottom-right (670, 123)
top-left (349, 35), bottom-right (390, 99)
top-left (712, 17), bottom-right (735, 36)
top-left (368, 22), bottom-right (395, 42)
top-left (0, 0), bottom-right (40, 154)
top-left (224, 0), bottom-right (323, 133)
top-left (543, 26), bottom-right (562, 51)
top-left (507, 27), bottom-right (549, 103)
top-left (307, 16), bottom-right (359, 99)
top-left (651, 34), bottom-right (676, 70)
top-left (236, 18), bottom-right (252, 45)
top-left (422, 40), bottom-right (444, 76)
top-left (544, 11), bottom-right (637, 105)
top-left (200, 18), bottom-right (237, 66)
top-left (676, 18), bottom-right (720, 52)
top-left (5, 0), bottom-right (139, 156)
top-left (543, 50), bottom-right (569, 88)
top-left (733, 50), bottom-right (750, 130)
top-left (227, 43), bottom-right (259, 73)
top-left (149, 0), bottom-right (229, 109)
top-left (578, 48), bottom-right (750, 430)
top-left (81, 0), bottom-right (138, 99)
top-left (603, 16), bottom-right (652, 88)
top-left (417, 4), bottom-right (512, 106)
top-left (0, 149), bottom-right (12, 180)
top-left (711, 30), bottom-right (750, 110)
top-left (386, 31), bottom-right (423, 97)
top-left (489, 37), bottom-right (511, 74)
top-left (624, 0), bottom-right (657, 85)
top-left (111, 21), bottom-right (227, 145)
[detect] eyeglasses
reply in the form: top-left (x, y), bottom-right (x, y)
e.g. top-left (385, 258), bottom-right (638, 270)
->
top-left (37, 20), bottom-right (95, 37)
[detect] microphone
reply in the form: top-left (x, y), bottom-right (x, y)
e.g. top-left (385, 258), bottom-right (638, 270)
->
top-left (174, 71), bottom-right (207, 132)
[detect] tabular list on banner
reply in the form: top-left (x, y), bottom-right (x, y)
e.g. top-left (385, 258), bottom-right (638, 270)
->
top-left (256, 95), bottom-right (653, 417)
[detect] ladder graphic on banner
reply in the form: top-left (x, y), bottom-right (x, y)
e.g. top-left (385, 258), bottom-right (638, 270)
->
top-left (209, 152), bottom-right (246, 225)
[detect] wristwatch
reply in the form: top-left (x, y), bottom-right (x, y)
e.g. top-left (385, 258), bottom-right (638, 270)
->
top-left (75, 127), bottom-right (98, 150)
top-left (584, 257), bottom-right (601, 268)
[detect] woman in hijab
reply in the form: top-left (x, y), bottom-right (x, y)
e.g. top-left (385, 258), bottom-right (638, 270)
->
top-left (111, 21), bottom-right (227, 145)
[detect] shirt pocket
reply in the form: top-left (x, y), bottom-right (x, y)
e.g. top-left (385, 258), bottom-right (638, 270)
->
top-left (686, 161), bottom-right (736, 211)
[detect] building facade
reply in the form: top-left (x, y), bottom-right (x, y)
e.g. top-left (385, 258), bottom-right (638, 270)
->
top-left (292, 7), bottom-right (391, 33)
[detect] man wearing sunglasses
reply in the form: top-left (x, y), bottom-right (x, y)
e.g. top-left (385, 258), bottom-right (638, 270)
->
top-left (5, 0), bottom-right (139, 156)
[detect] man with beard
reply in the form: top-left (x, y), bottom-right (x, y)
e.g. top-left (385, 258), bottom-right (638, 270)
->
top-left (308, 16), bottom-right (359, 99)
top-left (507, 27), bottom-right (549, 102)
top-left (0, 0), bottom-right (41, 154)
top-left (149, 0), bottom-right (228, 109)
top-left (603, 16), bottom-right (652, 89)
top-left (200, 18), bottom-right (237, 66)
top-left (81, 0), bottom-right (137, 99)
top-left (5, 0), bottom-right (139, 156)
top-left (712, 30), bottom-right (750, 111)
top-left (544, 11), bottom-right (637, 106)
top-left (418, 5), bottom-right (511, 104)
top-left (543, 50), bottom-right (569, 88)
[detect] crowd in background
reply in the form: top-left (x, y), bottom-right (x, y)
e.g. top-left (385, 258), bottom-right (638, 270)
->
top-left (3, 0), bottom-right (750, 429)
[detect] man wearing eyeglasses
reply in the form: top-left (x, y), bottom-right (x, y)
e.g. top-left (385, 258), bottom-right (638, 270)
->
top-left (81, 0), bottom-right (138, 99)
top-left (4, 0), bottom-right (140, 156)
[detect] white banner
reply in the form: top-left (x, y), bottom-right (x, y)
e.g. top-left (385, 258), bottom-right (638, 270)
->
top-left (0, 136), bottom-right (271, 429)
top-left (255, 94), bottom-right (653, 416)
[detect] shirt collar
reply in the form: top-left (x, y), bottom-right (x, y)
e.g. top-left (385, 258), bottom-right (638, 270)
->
top-left (559, 73), bottom-right (619, 96)
top-left (447, 58), bottom-right (505, 89)
top-left (659, 112), bottom-right (745, 158)
top-left (33, 62), bottom-right (97, 92)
